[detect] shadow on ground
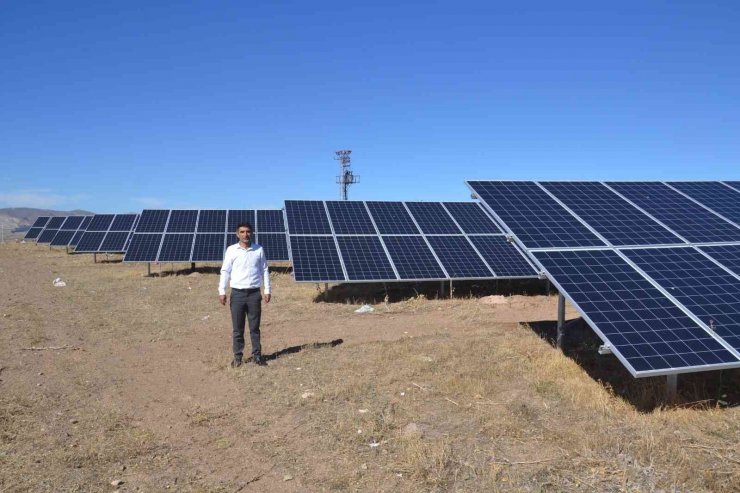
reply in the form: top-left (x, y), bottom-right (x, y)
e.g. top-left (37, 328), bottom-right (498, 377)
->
top-left (315, 278), bottom-right (549, 304)
top-left (245, 339), bottom-right (344, 363)
top-left (525, 318), bottom-right (740, 412)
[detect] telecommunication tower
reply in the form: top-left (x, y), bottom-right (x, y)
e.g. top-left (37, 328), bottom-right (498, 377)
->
top-left (335, 150), bottom-right (359, 200)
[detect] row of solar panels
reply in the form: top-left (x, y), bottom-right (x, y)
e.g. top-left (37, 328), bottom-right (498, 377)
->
top-left (468, 181), bottom-right (740, 378)
top-left (283, 201), bottom-right (537, 282)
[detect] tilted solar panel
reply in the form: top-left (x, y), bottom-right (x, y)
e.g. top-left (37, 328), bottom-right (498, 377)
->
top-left (192, 234), bottom-right (226, 262)
top-left (37, 229), bottom-right (60, 243)
top-left (166, 210), bottom-right (198, 233)
top-left (257, 209), bottom-right (285, 233)
top-left (426, 236), bottom-right (493, 278)
top-left (87, 214), bottom-right (115, 231)
top-left (336, 236), bottom-right (396, 281)
top-left (405, 202), bottom-right (461, 235)
top-left (289, 236), bottom-right (345, 282)
top-left (227, 210), bottom-right (256, 233)
top-left (99, 232), bottom-right (130, 252)
top-left (46, 217), bottom-right (66, 229)
top-left (197, 210), bottom-right (227, 232)
top-left (31, 216), bottom-right (51, 228)
top-left (365, 202), bottom-right (420, 234)
top-left (24, 228), bottom-right (44, 240)
top-left (158, 234), bottom-right (195, 262)
top-left (382, 236), bottom-right (446, 280)
top-left (110, 214), bottom-right (138, 231)
top-left (60, 216), bottom-right (85, 230)
top-left (75, 232), bottom-right (107, 252)
top-left (326, 201), bottom-right (376, 235)
top-left (285, 201), bottom-right (332, 234)
top-left (443, 202), bottom-right (503, 234)
top-left (257, 233), bottom-right (290, 262)
top-left (667, 182), bottom-right (740, 225)
top-left (50, 230), bottom-right (76, 246)
top-left (124, 234), bottom-right (163, 262)
top-left (468, 236), bottom-right (537, 278)
top-left (137, 210), bottom-right (170, 232)
top-left (700, 244), bottom-right (740, 276)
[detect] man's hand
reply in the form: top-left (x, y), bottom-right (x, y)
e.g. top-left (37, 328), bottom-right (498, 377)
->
top-left (263, 293), bottom-right (271, 304)
top-left (219, 295), bottom-right (227, 306)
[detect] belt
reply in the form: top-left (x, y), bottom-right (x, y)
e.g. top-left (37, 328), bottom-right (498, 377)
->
top-left (232, 287), bottom-right (260, 293)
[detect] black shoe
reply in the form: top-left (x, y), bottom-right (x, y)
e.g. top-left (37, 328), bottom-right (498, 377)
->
top-left (231, 357), bottom-right (243, 368)
top-left (253, 356), bottom-right (267, 367)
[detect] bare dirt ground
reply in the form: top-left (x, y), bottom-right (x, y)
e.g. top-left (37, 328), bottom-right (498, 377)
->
top-left (1, 241), bottom-right (738, 492)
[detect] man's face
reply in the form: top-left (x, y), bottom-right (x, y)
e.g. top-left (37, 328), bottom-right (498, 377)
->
top-left (237, 227), bottom-right (252, 244)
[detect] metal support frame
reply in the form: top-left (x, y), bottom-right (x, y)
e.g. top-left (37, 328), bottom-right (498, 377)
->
top-left (191, 262), bottom-right (195, 271)
top-left (449, 279), bottom-right (453, 299)
top-left (439, 281), bottom-right (446, 298)
top-left (556, 292), bottom-right (566, 349)
top-left (666, 374), bottom-right (678, 402)
top-left (147, 263), bottom-right (151, 277)
top-left (93, 253), bottom-right (97, 264)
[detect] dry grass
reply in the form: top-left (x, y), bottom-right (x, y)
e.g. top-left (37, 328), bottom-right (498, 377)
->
top-left (0, 241), bottom-right (738, 491)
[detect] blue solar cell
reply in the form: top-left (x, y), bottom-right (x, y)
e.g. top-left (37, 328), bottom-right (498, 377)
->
top-left (468, 181), bottom-right (605, 248)
top-left (225, 233), bottom-right (240, 248)
top-left (289, 236), bottom-right (345, 282)
top-left (667, 182), bottom-right (740, 224)
top-left (166, 210), bottom-right (198, 233)
top-left (426, 236), bottom-right (493, 278)
top-left (723, 181), bottom-right (740, 192)
top-left (533, 249), bottom-right (738, 375)
top-left (99, 232), bottom-right (130, 252)
top-left (257, 233), bottom-right (289, 261)
top-left (110, 214), bottom-right (137, 231)
top-left (24, 228), bottom-right (43, 240)
top-left (75, 232), bottom-right (107, 252)
top-left (70, 230), bottom-right (85, 247)
top-left (60, 216), bottom-right (85, 230)
top-left (36, 229), bottom-right (59, 243)
top-left (31, 216), bottom-right (50, 228)
top-left (197, 210), bottom-right (227, 233)
top-left (443, 202), bottom-right (503, 234)
top-left (336, 236), bottom-right (396, 280)
top-left (50, 230), bottom-right (76, 246)
top-left (405, 202), bottom-right (461, 234)
top-left (192, 234), bottom-right (226, 262)
top-left (326, 201), bottom-right (376, 235)
top-left (137, 210), bottom-right (170, 233)
top-left (124, 234), bottom-right (163, 262)
top-left (623, 247), bottom-right (740, 353)
top-left (700, 245), bottom-right (740, 276)
top-left (608, 182), bottom-right (740, 243)
top-left (46, 217), bottom-right (66, 229)
top-left (86, 215), bottom-right (114, 231)
top-left (468, 236), bottom-right (537, 277)
top-left (79, 216), bottom-right (92, 230)
top-left (257, 210), bottom-right (285, 232)
top-left (158, 234), bottom-right (194, 261)
top-left (285, 201), bottom-right (332, 234)
top-left (541, 182), bottom-right (684, 246)
top-left (365, 202), bottom-right (420, 234)
top-left (227, 210), bottom-right (256, 233)
top-left (382, 236), bottom-right (446, 280)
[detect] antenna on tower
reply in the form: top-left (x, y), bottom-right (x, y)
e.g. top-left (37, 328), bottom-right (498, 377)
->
top-left (335, 150), bottom-right (359, 200)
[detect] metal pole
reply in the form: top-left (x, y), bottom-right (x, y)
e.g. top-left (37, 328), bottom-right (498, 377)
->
top-left (191, 262), bottom-right (195, 271)
top-left (666, 374), bottom-right (678, 403)
top-left (93, 253), bottom-right (97, 264)
top-left (439, 281), bottom-right (445, 298)
top-left (449, 279), bottom-right (453, 299)
top-left (147, 263), bottom-right (151, 277)
top-left (324, 283), bottom-right (329, 292)
top-left (556, 292), bottom-right (566, 349)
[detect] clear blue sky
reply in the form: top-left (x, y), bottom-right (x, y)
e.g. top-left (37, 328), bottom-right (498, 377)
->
top-left (1, 1), bottom-right (739, 213)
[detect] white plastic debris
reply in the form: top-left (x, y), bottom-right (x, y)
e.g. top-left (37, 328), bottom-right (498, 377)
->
top-left (201, 315), bottom-right (210, 321)
top-left (358, 409), bottom-right (369, 414)
top-left (369, 441), bottom-right (380, 448)
top-left (52, 278), bottom-right (66, 287)
top-left (301, 391), bottom-right (315, 399)
top-left (354, 304), bottom-right (375, 313)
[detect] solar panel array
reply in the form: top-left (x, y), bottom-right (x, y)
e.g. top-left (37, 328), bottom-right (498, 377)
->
top-left (468, 180), bottom-right (740, 377)
top-left (23, 216), bottom-right (51, 240)
top-left (123, 209), bottom-right (288, 263)
top-left (35, 216), bottom-right (67, 244)
top-left (284, 200), bottom-right (537, 282)
top-left (50, 216), bottom-right (93, 247)
top-left (75, 214), bottom-right (140, 253)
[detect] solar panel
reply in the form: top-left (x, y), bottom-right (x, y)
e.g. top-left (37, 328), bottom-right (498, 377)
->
top-left (468, 236), bottom-right (537, 277)
top-left (365, 202), bottom-right (420, 234)
top-left (257, 209), bottom-right (285, 232)
top-left (608, 182), bottom-right (740, 243)
top-left (405, 202), bottom-right (461, 234)
top-left (667, 182), bottom-right (740, 224)
top-left (192, 234), bottom-right (226, 262)
top-left (75, 232), bottom-right (107, 252)
top-left (86, 214), bottom-right (115, 231)
top-left (443, 202), bottom-right (503, 234)
top-left (225, 233), bottom-right (240, 248)
top-left (257, 233), bottom-right (289, 262)
top-left (70, 230), bottom-right (85, 247)
top-left (31, 216), bottom-right (50, 228)
top-left (24, 228), bottom-right (44, 240)
top-left (284, 201), bottom-right (332, 234)
top-left (467, 181), bottom-right (605, 248)
top-left (326, 201), bottom-right (376, 235)
top-left (46, 217), bottom-right (66, 229)
top-left (197, 210), bottom-right (227, 232)
top-left (99, 232), bottom-right (130, 252)
top-left (79, 216), bottom-right (92, 230)
top-left (49, 230), bottom-right (76, 246)
top-left (533, 249), bottom-right (739, 376)
top-left (540, 182), bottom-right (685, 246)
top-left (336, 236), bottom-right (396, 280)
top-left (158, 234), bottom-right (195, 262)
top-left (166, 210), bottom-right (198, 233)
top-left (109, 214), bottom-right (137, 231)
top-left (50, 216), bottom-right (92, 247)
top-left (289, 236), bottom-right (345, 282)
top-left (426, 236), bottom-right (493, 278)
top-left (124, 234), bottom-right (163, 262)
top-left (227, 210), bottom-right (256, 233)
top-left (700, 244), bottom-right (740, 276)
top-left (725, 181), bottom-right (740, 192)
top-left (622, 247), bottom-right (740, 353)
top-left (137, 210), bottom-right (170, 232)
top-left (37, 229), bottom-right (59, 243)
top-left (382, 236), bottom-right (446, 280)
top-left (60, 216), bottom-right (85, 230)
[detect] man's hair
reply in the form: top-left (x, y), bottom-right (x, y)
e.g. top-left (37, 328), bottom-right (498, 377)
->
top-left (236, 222), bottom-right (253, 232)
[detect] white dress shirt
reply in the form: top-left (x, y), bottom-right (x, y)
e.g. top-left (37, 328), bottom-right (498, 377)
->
top-left (218, 242), bottom-right (271, 296)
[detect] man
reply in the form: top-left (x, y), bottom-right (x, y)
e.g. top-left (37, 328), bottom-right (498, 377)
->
top-left (218, 222), bottom-right (271, 367)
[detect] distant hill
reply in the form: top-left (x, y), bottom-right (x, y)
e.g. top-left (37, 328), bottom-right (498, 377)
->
top-left (0, 207), bottom-right (95, 234)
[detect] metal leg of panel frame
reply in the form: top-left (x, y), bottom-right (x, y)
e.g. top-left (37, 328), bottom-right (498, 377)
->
top-left (191, 262), bottom-right (195, 271)
top-left (666, 374), bottom-right (678, 403)
top-left (439, 281), bottom-right (445, 298)
top-left (556, 292), bottom-right (566, 349)
top-left (93, 253), bottom-right (97, 264)
top-left (449, 279), bottom-right (453, 299)
top-left (324, 283), bottom-right (329, 292)
top-left (147, 263), bottom-right (151, 277)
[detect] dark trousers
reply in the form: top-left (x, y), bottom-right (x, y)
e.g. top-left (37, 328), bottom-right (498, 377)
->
top-left (230, 288), bottom-right (262, 359)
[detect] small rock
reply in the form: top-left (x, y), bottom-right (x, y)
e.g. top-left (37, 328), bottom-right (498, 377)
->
top-left (38, 372), bottom-right (43, 376)
top-left (283, 474), bottom-right (293, 481)
top-left (360, 463), bottom-right (368, 470)
top-left (301, 392), bottom-right (315, 399)
top-left (111, 479), bottom-right (124, 487)
top-left (70, 419), bottom-right (78, 424)
top-left (358, 409), bottom-right (369, 414)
